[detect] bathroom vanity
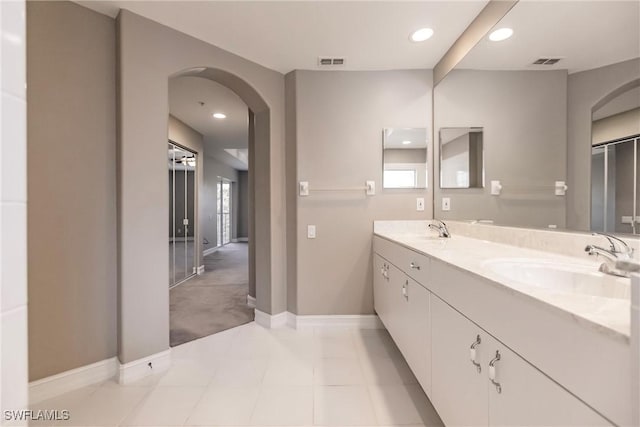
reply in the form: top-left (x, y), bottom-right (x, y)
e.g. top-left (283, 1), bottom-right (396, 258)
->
top-left (373, 220), bottom-right (636, 426)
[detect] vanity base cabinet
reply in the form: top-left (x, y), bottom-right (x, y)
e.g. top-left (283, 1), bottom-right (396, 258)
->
top-left (397, 277), bottom-right (431, 397)
top-left (373, 253), bottom-right (432, 397)
top-left (431, 294), bottom-right (610, 427)
top-left (431, 295), bottom-right (489, 427)
top-left (486, 336), bottom-right (610, 427)
top-left (373, 254), bottom-right (390, 328)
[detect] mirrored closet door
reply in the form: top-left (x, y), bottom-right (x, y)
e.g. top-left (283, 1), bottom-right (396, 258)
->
top-left (168, 142), bottom-right (197, 287)
top-left (591, 135), bottom-right (639, 235)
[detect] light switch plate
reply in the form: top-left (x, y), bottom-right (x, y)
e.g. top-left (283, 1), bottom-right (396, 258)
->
top-left (299, 181), bottom-right (309, 196)
top-left (307, 225), bottom-right (316, 239)
top-left (416, 198), bottom-right (425, 211)
top-left (442, 197), bottom-right (451, 211)
top-left (366, 180), bottom-right (375, 196)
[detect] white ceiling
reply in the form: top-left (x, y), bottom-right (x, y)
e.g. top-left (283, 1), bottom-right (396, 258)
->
top-left (457, 0), bottom-right (640, 73)
top-left (76, 0), bottom-right (488, 73)
top-left (169, 76), bottom-right (249, 170)
top-left (383, 127), bottom-right (428, 149)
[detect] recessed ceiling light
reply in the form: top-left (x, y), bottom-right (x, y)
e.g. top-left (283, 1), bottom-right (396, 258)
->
top-left (402, 140), bottom-right (412, 145)
top-left (489, 28), bottom-right (513, 42)
top-left (410, 28), bottom-right (434, 42)
top-left (212, 113), bottom-right (226, 119)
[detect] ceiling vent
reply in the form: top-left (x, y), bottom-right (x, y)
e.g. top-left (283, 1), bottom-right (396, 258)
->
top-left (532, 58), bottom-right (562, 65)
top-left (318, 57), bottom-right (346, 67)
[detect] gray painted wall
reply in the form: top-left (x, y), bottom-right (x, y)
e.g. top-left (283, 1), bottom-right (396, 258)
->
top-left (117, 10), bottom-right (286, 363)
top-left (434, 69), bottom-right (568, 228)
top-left (237, 170), bottom-right (249, 238)
top-left (567, 58), bottom-right (640, 230)
top-left (27, 1), bottom-right (117, 380)
top-left (290, 70), bottom-right (433, 315)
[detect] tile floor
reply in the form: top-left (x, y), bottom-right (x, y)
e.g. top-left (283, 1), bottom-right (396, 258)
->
top-left (28, 323), bottom-right (443, 427)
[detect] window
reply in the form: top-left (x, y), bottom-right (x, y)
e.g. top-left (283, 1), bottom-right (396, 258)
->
top-left (216, 179), bottom-right (232, 246)
top-left (383, 170), bottom-right (417, 188)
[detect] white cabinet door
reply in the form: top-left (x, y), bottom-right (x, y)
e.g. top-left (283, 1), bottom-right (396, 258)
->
top-left (400, 277), bottom-right (432, 397)
top-left (431, 295), bottom-right (489, 427)
top-left (373, 254), bottom-right (389, 327)
top-left (374, 257), bottom-right (404, 343)
top-left (484, 335), bottom-right (611, 427)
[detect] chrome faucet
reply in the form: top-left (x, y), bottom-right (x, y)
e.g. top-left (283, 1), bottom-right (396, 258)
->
top-left (429, 219), bottom-right (451, 238)
top-left (585, 232), bottom-right (635, 277)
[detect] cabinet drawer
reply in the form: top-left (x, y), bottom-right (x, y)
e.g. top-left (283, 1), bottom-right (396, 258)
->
top-left (373, 235), bottom-right (430, 285)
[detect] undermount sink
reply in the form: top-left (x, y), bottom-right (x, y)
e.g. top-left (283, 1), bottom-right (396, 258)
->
top-left (483, 258), bottom-right (630, 300)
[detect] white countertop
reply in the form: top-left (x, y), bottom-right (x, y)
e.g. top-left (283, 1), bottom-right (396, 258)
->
top-left (374, 228), bottom-right (631, 343)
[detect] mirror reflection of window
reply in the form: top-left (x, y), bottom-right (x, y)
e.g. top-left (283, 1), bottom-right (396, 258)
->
top-left (382, 127), bottom-right (428, 189)
top-left (383, 170), bottom-right (417, 188)
top-left (439, 127), bottom-right (484, 189)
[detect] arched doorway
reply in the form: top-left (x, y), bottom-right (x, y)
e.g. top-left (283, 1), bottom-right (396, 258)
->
top-left (116, 9), bottom-right (286, 371)
top-left (167, 71), bottom-right (257, 345)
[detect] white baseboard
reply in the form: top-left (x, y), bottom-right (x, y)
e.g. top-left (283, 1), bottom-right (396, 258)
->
top-left (292, 314), bottom-right (383, 329)
top-left (254, 310), bottom-right (382, 330)
top-left (237, 237), bottom-right (249, 242)
top-left (203, 247), bottom-right (217, 257)
top-left (29, 357), bottom-right (119, 404)
top-left (247, 294), bottom-right (256, 308)
top-left (197, 265), bottom-right (205, 275)
top-left (254, 309), bottom-right (294, 328)
top-left (118, 349), bottom-right (171, 384)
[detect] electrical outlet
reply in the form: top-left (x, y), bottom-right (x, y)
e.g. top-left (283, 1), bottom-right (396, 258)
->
top-left (442, 197), bottom-right (451, 211)
top-left (416, 198), bottom-right (425, 211)
top-left (307, 225), bottom-right (316, 239)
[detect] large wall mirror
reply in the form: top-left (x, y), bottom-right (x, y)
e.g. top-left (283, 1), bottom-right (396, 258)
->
top-left (383, 127), bottom-right (428, 189)
top-left (433, 0), bottom-right (640, 235)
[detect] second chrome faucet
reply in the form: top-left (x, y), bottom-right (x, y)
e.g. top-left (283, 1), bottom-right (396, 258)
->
top-left (585, 232), bottom-right (635, 277)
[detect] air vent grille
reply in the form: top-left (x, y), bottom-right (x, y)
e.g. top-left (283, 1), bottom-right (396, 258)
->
top-left (533, 58), bottom-right (562, 65)
top-left (318, 57), bottom-right (346, 67)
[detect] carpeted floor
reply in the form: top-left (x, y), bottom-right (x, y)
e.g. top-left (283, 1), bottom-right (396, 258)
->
top-left (169, 243), bottom-right (254, 346)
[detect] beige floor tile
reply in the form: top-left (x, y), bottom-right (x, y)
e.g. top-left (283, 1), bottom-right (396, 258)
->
top-left (314, 358), bottom-right (365, 385)
top-left (121, 386), bottom-right (206, 426)
top-left (61, 386), bottom-right (150, 426)
top-left (185, 386), bottom-right (260, 426)
top-left (367, 385), bottom-right (442, 426)
top-left (270, 337), bottom-right (316, 360)
top-left (353, 331), bottom-right (403, 360)
top-left (210, 358), bottom-right (268, 387)
top-left (315, 336), bottom-right (358, 359)
top-left (359, 356), bottom-right (417, 385)
top-left (314, 385), bottom-right (377, 426)
top-left (27, 387), bottom-right (99, 426)
top-left (250, 386), bottom-right (313, 426)
top-left (156, 359), bottom-right (218, 387)
top-left (263, 359), bottom-right (313, 386)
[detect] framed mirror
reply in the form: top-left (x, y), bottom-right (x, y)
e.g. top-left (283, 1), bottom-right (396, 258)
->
top-left (439, 127), bottom-right (484, 189)
top-left (382, 128), bottom-right (428, 189)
